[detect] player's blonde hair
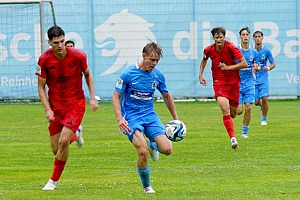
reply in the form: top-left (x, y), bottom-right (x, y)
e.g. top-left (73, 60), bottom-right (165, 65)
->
top-left (142, 42), bottom-right (163, 58)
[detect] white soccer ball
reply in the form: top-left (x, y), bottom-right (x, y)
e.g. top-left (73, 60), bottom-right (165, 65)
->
top-left (165, 120), bottom-right (187, 142)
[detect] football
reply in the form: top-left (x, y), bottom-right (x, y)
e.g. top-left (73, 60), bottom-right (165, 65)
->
top-left (165, 120), bottom-right (187, 142)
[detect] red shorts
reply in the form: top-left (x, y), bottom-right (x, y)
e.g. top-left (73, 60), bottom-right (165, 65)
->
top-left (213, 81), bottom-right (240, 108)
top-left (48, 99), bottom-right (86, 136)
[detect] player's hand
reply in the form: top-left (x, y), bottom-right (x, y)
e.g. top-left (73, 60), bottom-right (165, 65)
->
top-left (199, 76), bottom-right (207, 86)
top-left (219, 62), bottom-right (228, 70)
top-left (254, 62), bottom-right (260, 72)
top-left (89, 99), bottom-right (99, 111)
top-left (264, 66), bottom-right (270, 71)
top-left (118, 119), bottom-right (132, 135)
top-left (45, 109), bottom-right (55, 122)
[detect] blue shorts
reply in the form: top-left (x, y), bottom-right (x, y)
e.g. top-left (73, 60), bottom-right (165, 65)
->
top-left (125, 113), bottom-right (165, 142)
top-left (255, 82), bottom-right (269, 100)
top-left (239, 86), bottom-right (255, 104)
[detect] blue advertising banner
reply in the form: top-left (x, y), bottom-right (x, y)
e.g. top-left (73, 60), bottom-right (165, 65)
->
top-left (0, 0), bottom-right (299, 99)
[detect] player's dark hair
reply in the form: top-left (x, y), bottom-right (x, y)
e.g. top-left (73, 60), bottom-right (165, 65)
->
top-left (142, 42), bottom-right (163, 58)
top-left (47, 26), bottom-right (65, 41)
top-left (239, 26), bottom-right (250, 35)
top-left (65, 40), bottom-right (75, 47)
top-left (211, 26), bottom-right (226, 36)
top-left (253, 30), bottom-right (263, 37)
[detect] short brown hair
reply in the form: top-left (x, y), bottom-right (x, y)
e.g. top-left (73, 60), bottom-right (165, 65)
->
top-left (211, 26), bottom-right (226, 36)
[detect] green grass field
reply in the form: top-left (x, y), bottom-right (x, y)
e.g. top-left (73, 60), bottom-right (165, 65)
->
top-left (0, 100), bottom-right (299, 200)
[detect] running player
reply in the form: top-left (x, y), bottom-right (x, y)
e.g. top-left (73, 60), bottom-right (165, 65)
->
top-left (236, 27), bottom-right (260, 138)
top-left (36, 26), bottom-right (98, 190)
top-left (199, 26), bottom-right (247, 149)
top-left (112, 42), bottom-right (178, 193)
top-left (253, 30), bottom-right (276, 125)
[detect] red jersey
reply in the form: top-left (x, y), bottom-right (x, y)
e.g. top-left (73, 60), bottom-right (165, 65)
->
top-left (36, 47), bottom-right (88, 110)
top-left (203, 40), bottom-right (243, 84)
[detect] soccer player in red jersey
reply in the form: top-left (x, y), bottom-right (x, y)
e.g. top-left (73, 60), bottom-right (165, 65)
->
top-left (198, 26), bottom-right (247, 149)
top-left (36, 26), bottom-right (99, 190)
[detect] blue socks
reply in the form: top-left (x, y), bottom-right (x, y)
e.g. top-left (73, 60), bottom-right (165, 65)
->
top-left (262, 116), bottom-right (268, 122)
top-left (242, 125), bottom-right (250, 134)
top-left (137, 165), bottom-right (150, 188)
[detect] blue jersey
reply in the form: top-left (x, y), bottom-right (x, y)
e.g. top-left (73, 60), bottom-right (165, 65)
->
top-left (237, 45), bottom-right (259, 89)
top-left (255, 46), bottom-right (275, 85)
top-left (115, 63), bottom-right (168, 120)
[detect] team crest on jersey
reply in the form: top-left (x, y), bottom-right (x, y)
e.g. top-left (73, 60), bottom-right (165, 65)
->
top-left (152, 81), bottom-right (157, 89)
top-left (68, 62), bottom-right (76, 69)
top-left (36, 65), bottom-right (41, 75)
top-left (261, 54), bottom-right (266, 60)
top-left (116, 77), bottom-right (123, 89)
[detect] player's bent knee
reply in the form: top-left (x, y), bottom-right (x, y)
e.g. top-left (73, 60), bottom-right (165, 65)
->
top-left (58, 138), bottom-right (70, 149)
top-left (160, 145), bottom-right (172, 155)
top-left (139, 151), bottom-right (149, 160)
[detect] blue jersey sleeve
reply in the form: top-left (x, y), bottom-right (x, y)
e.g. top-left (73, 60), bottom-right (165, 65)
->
top-left (115, 68), bottom-right (129, 94)
top-left (155, 68), bottom-right (168, 94)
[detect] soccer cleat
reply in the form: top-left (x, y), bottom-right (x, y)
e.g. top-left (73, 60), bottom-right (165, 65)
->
top-left (144, 186), bottom-right (155, 193)
top-left (42, 179), bottom-right (56, 191)
top-left (261, 121), bottom-right (268, 126)
top-left (241, 134), bottom-right (249, 139)
top-left (76, 125), bottom-right (84, 149)
top-left (231, 137), bottom-right (239, 149)
top-left (147, 139), bottom-right (159, 162)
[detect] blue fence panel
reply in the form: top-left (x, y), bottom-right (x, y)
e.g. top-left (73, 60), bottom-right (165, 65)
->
top-left (0, 0), bottom-right (299, 99)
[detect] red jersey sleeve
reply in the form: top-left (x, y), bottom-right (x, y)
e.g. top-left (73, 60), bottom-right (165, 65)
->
top-left (203, 44), bottom-right (214, 61)
top-left (228, 41), bottom-right (243, 61)
top-left (36, 48), bottom-right (52, 79)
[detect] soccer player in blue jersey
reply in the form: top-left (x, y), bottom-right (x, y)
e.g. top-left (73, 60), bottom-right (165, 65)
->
top-left (112, 42), bottom-right (179, 193)
top-left (237, 27), bottom-right (260, 138)
top-left (253, 31), bottom-right (276, 125)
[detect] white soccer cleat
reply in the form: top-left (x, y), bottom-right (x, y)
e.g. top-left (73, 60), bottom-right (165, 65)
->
top-left (42, 179), bottom-right (56, 191)
top-left (147, 139), bottom-right (159, 162)
top-left (241, 134), bottom-right (249, 139)
top-left (261, 121), bottom-right (268, 126)
top-left (231, 137), bottom-right (239, 149)
top-left (76, 125), bottom-right (84, 149)
top-left (144, 186), bottom-right (155, 193)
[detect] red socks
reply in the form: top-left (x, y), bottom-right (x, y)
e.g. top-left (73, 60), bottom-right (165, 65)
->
top-left (69, 133), bottom-right (77, 144)
top-left (50, 158), bottom-right (66, 181)
top-left (223, 115), bottom-right (235, 138)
